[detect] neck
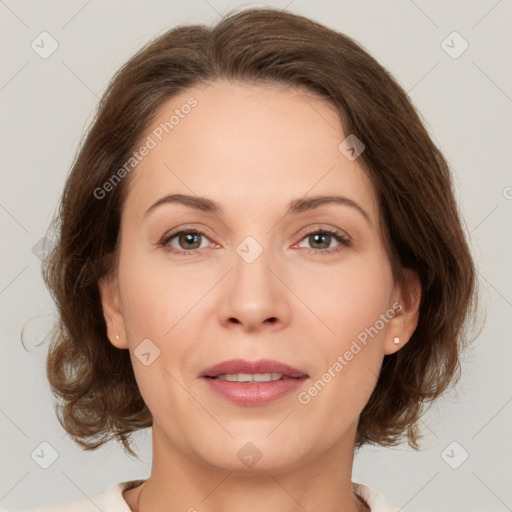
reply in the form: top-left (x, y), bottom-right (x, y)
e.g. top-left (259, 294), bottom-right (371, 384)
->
top-left (124, 422), bottom-right (369, 512)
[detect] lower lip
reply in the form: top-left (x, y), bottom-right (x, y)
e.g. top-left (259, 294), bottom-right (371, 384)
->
top-left (202, 376), bottom-right (308, 406)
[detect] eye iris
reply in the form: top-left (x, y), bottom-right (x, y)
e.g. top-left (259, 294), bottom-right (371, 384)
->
top-left (179, 232), bottom-right (201, 249)
top-left (310, 233), bottom-right (330, 249)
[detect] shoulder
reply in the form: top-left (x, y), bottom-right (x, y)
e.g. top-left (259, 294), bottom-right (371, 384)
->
top-left (353, 482), bottom-right (400, 512)
top-left (0, 480), bottom-right (145, 512)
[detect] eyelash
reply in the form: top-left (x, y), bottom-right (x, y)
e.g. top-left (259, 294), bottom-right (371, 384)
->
top-left (159, 227), bottom-right (351, 256)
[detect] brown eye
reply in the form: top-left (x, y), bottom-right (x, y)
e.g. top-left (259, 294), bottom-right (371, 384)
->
top-left (161, 229), bottom-right (211, 254)
top-left (307, 232), bottom-right (333, 249)
top-left (297, 228), bottom-right (351, 255)
top-left (177, 232), bottom-right (202, 250)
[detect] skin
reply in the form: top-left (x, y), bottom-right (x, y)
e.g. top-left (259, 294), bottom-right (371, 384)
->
top-left (99, 80), bottom-right (421, 512)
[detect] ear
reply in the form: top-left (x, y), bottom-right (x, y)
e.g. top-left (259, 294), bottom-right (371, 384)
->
top-left (98, 272), bottom-right (128, 349)
top-left (384, 268), bottom-right (422, 355)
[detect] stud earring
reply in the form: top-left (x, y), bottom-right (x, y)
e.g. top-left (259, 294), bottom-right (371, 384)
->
top-left (115, 334), bottom-right (120, 340)
top-left (393, 336), bottom-right (400, 345)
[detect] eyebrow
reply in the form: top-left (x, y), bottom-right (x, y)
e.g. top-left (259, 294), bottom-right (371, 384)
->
top-left (144, 193), bottom-right (372, 227)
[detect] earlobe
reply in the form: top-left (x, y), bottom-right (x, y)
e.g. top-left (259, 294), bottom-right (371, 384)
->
top-left (98, 273), bottom-right (128, 349)
top-left (384, 268), bottom-right (422, 355)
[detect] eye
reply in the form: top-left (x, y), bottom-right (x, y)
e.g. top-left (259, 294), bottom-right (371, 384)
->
top-left (296, 228), bottom-right (351, 255)
top-left (160, 228), bottom-right (213, 255)
top-left (159, 226), bottom-right (351, 256)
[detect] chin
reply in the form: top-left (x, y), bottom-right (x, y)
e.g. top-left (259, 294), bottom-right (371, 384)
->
top-left (186, 431), bottom-right (313, 475)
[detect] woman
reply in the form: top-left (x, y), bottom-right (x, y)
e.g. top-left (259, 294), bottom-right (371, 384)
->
top-left (8, 6), bottom-right (477, 512)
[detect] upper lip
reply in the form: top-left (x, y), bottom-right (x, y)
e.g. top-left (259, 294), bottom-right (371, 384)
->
top-left (200, 359), bottom-right (309, 378)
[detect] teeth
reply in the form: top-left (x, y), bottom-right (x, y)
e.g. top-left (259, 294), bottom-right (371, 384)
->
top-left (214, 373), bottom-right (283, 382)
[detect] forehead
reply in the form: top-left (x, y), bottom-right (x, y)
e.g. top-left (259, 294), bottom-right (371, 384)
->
top-left (123, 80), bottom-right (378, 226)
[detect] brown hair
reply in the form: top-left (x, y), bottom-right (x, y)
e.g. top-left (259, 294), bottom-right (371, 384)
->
top-left (38, 7), bottom-right (478, 458)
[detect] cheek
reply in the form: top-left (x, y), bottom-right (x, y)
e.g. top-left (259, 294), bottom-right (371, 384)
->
top-left (117, 251), bottom-right (191, 422)
top-left (117, 248), bottom-right (209, 399)
top-left (298, 253), bottom-right (393, 405)
top-left (306, 252), bottom-right (394, 344)
top-left (118, 246), bottom-right (205, 339)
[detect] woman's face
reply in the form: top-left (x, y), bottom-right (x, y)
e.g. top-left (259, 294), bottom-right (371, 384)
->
top-left (101, 80), bottom-right (417, 472)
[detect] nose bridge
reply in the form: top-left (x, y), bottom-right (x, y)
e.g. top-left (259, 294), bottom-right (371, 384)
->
top-left (218, 234), bottom-right (290, 330)
top-left (232, 235), bottom-right (277, 303)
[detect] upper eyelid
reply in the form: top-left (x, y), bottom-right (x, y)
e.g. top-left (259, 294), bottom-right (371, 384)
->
top-left (299, 225), bottom-right (349, 237)
top-left (164, 224), bottom-right (347, 236)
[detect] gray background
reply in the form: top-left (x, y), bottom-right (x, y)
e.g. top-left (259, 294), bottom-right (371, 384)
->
top-left (1, 1), bottom-right (511, 511)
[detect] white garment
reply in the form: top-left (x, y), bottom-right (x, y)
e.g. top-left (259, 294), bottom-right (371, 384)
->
top-left (1, 480), bottom-right (399, 511)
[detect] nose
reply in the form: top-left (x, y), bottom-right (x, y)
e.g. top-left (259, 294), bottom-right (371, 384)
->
top-left (217, 243), bottom-right (291, 333)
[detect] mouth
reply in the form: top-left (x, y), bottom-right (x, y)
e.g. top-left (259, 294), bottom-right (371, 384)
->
top-left (200, 359), bottom-right (309, 406)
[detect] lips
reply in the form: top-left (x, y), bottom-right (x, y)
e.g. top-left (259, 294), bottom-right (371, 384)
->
top-left (200, 359), bottom-right (309, 406)
top-left (200, 358), bottom-right (308, 379)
